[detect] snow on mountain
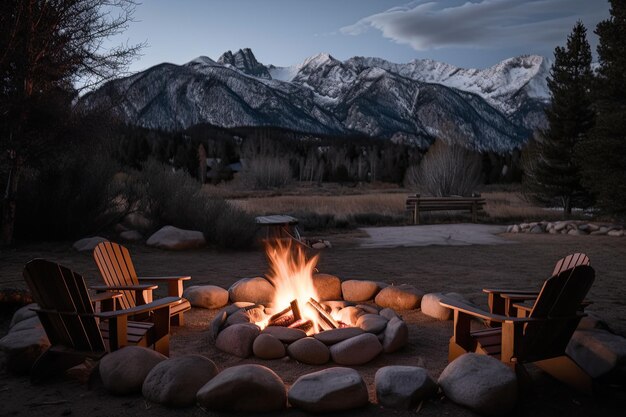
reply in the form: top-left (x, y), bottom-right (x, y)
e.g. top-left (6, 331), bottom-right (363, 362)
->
top-left (291, 53), bottom-right (550, 128)
top-left (81, 48), bottom-right (549, 153)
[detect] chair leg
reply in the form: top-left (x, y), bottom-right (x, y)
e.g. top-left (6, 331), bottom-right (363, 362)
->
top-left (534, 355), bottom-right (593, 394)
top-left (171, 313), bottom-right (184, 327)
top-left (448, 339), bottom-right (469, 362)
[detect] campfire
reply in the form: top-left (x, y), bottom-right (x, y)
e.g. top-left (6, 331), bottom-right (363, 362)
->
top-left (211, 238), bottom-right (410, 366)
top-left (255, 241), bottom-right (343, 335)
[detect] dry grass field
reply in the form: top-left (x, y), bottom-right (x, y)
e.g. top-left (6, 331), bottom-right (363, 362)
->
top-left (224, 184), bottom-right (567, 225)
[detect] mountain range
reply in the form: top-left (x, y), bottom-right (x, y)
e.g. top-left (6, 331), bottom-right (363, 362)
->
top-left (82, 48), bottom-right (552, 153)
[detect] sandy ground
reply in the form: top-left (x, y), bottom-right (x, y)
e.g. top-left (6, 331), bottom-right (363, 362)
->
top-left (358, 224), bottom-right (512, 248)
top-left (0, 228), bottom-right (625, 417)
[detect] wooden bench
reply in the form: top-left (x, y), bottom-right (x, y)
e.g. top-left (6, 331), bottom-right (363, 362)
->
top-left (405, 194), bottom-right (486, 224)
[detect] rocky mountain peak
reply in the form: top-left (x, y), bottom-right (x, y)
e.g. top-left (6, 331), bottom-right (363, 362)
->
top-left (217, 48), bottom-right (272, 79)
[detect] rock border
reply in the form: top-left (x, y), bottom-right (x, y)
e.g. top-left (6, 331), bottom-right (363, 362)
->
top-left (507, 221), bottom-right (624, 236)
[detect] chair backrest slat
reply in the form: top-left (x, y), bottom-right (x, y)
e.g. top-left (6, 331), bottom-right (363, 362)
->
top-left (552, 253), bottom-right (589, 276)
top-left (522, 265), bottom-right (595, 361)
top-left (23, 259), bottom-right (106, 353)
top-left (93, 241), bottom-right (139, 309)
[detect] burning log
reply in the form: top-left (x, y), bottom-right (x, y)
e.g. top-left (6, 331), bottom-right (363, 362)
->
top-left (289, 319), bottom-right (313, 333)
top-left (268, 305), bottom-right (292, 322)
top-left (267, 305), bottom-right (294, 327)
top-left (270, 314), bottom-right (295, 327)
top-left (307, 298), bottom-right (339, 329)
top-left (290, 299), bottom-right (302, 321)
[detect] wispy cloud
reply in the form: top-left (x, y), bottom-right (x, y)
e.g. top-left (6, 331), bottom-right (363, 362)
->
top-left (340, 0), bottom-right (608, 51)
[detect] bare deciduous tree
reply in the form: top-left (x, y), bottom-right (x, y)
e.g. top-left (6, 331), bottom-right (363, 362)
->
top-left (405, 139), bottom-right (483, 197)
top-left (0, 0), bottom-right (142, 244)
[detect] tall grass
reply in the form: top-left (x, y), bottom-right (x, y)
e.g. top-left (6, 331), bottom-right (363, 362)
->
top-left (231, 189), bottom-right (567, 228)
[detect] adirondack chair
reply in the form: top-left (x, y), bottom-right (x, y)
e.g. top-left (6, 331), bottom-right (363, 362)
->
top-left (23, 259), bottom-right (178, 382)
top-left (93, 241), bottom-right (191, 325)
top-left (483, 253), bottom-right (591, 318)
top-left (440, 264), bottom-right (595, 393)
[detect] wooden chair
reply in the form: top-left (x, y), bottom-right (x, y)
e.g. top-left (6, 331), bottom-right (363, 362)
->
top-left (93, 241), bottom-right (191, 325)
top-left (23, 259), bottom-right (178, 382)
top-left (483, 253), bottom-right (591, 318)
top-left (440, 264), bottom-right (595, 393)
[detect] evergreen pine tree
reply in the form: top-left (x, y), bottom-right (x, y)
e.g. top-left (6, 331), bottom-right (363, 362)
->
top-left (576, 0), bottom-right (626, 218)
top-left (524, 21), bottom-right (594, 215)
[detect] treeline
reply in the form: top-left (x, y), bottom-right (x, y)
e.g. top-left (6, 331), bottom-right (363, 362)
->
top-left (112, 123), bottom-right (522, 188)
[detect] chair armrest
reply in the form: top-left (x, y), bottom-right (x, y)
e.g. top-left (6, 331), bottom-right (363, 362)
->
top-left (138, 276), bottom-right (191, 298)
top-left (439, 298), bottom-right (511, 323)
top-left (96, 296), bottom-right (181, 319)
top-left (482, 288), bottom-right (539, 296)
top-left (90, 292), bottom-right (123, 303)
top-left (500, 293), bottom-right (539, 302)
top-left (512, 302), bottom-right (533, 315)
top-left (90, 284), bottom-right (158, 291)
top-left (138, 276), bottom-right (191, 282)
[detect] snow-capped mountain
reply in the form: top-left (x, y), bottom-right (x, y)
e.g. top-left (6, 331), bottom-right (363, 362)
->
top-left (274, 53), bottom-right (550, 130)
top-left (81, 49), bottom-right (549, 152)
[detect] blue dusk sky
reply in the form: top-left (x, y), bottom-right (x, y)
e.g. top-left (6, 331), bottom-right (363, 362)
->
top-left (110, 0), bottom-right (611, 72)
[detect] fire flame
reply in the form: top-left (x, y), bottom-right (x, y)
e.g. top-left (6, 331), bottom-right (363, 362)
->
top-left (255, 240), bottom-right (323, 334)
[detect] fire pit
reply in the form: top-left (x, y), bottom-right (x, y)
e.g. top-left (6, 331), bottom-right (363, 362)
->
top-left (211, 241), bottom-right (409, 365)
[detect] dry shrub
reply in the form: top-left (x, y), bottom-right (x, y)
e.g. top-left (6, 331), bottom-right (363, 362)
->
top-left (405, 139), bottom-right (482, 197)
top-left (240, 156), bottom-right (292, 189)
top-left (138, 159), bottom-right (256, 248)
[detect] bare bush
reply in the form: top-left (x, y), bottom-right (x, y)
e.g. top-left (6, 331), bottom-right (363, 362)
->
top-left (137, 159), bottom-right (256, 248)
top-left (241, 156), bottom-right (292, 189)
top-left (404, 139), bottom-right (482, 196)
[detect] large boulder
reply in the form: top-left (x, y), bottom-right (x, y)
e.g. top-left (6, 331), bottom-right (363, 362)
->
top-left (119, 230), bottom-right (143, 242)
top-left (314, 327), bottom-right (364, 345)
top-left (421, 292), bottom-right (467, 321)
top-left (9, 316), bottom-right (41, 333)
top-left (228, 277), bottom-right (275, 304)
top-left (375, 285), bottom-right (423, 310)
top-left (182, 285), bottom-right (228, 309)
top-left (146, 226), bottom-right (205, 250)
top-left (0, 327), bottom-right (50, 374)
top-left (262, 326), bottom-right (306, 343)
top-left (438, 353), bottom-right (517, 416)
top-left (197, 364), bottom-right (286, 412)
top-left (337, 306), bottom-right (363, 326)
top-left (9, 303), bottom-right (38, 328)
top-left (330, 333), bottom-right (382, 365)
top-left (288, 367), bottom-right (369, 413)
top-left (72, 236), bottom-right (108, 252)
top-left (253, 334), bottom-right (286, 359)
top-left (99, 346), bottom-right (167, 395)
top-left (375, 366), bottom-right (437, 409)
top-left (209, 310), bottom-right (227, 341)
top-left (566, 329), bottom-right (626, 378)
top-left (356, 313), bottom-right (388, 333)
top-left (142, 355), bottom-right (218, 407)
top-left (341, 280), bottom-right (380, 302)
top-left (312, 273), bottom-right (342, 301)
top-left (287, 337), bottom-right (330, 365)
top-left (215, 323), bottom-right (260, 358)
top-left (382, 317), bottom-right (409, 353)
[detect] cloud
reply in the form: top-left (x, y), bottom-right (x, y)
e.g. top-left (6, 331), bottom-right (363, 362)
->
top-left (340, 0), bottom-right (609, 51)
